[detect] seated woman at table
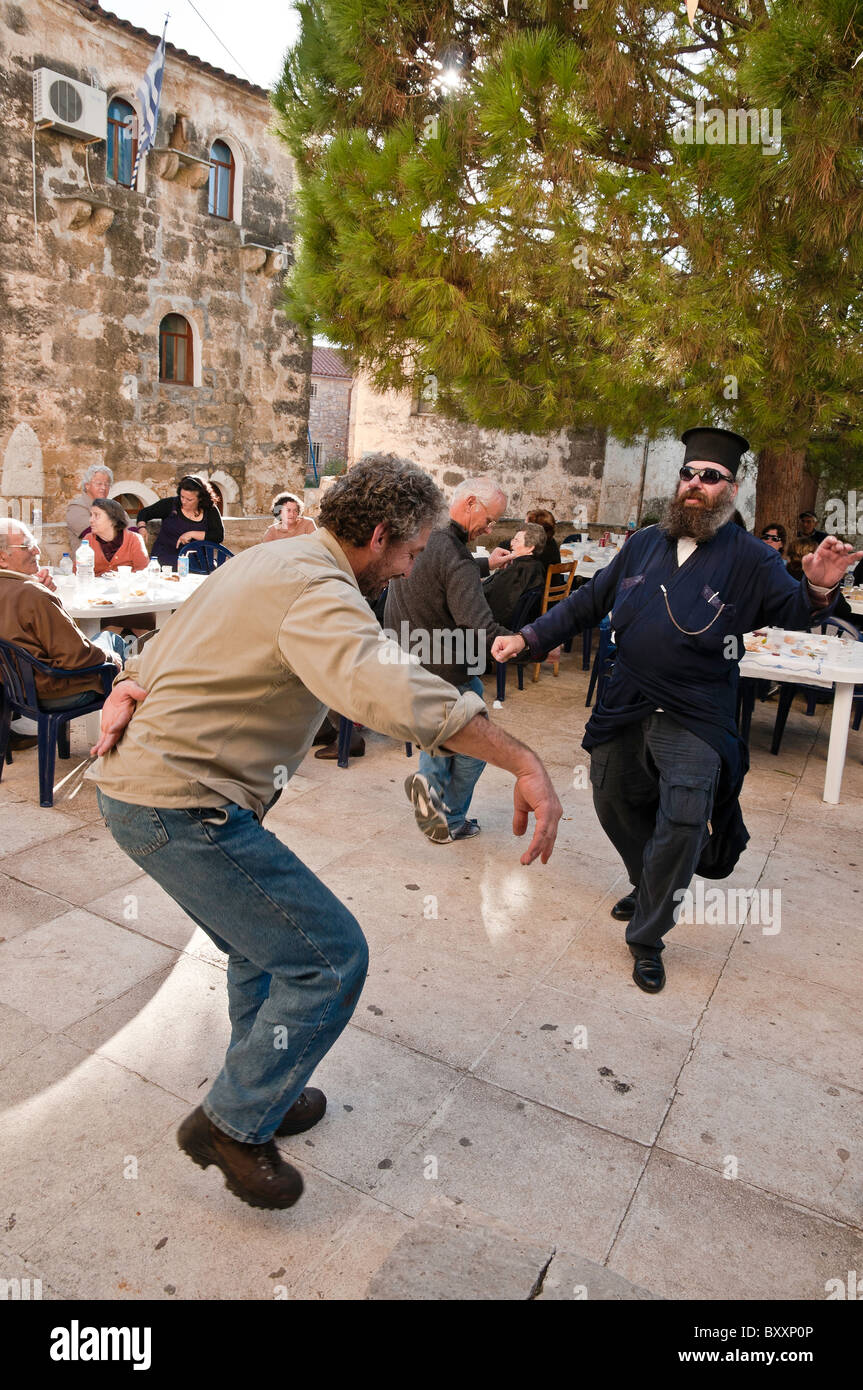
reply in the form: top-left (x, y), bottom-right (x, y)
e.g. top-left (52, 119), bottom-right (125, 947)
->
top-left (82, 498), bottom-right (149, 575)
top-left (262, 491), bottom-right (317, 543)
top-left (136, 475), bottom-right (224, 571)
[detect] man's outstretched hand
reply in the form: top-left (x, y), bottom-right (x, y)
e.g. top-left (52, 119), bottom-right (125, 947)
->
top-left (90, 681), bottom-right (149, 757)
top-left (803, 536), bottom-right (863, 592)
top-left (512, 763), bottom-right (563, 865)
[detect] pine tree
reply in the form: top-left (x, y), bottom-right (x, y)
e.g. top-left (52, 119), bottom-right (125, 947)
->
top-left (274, 2), bottom-right (863, 540)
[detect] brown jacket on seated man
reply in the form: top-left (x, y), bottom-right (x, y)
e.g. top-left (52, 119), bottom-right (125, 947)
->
top-left (483, 523), bottom-right (547, 626)
top-left (0, 520), bottom-right (116, 702)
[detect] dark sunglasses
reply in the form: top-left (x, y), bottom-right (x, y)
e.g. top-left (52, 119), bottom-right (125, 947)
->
top-left (761, 532), bottom-right (782, 542)
top-left (679, 465), bottom-right (733, 485)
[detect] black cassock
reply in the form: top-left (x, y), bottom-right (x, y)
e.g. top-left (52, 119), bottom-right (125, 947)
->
top-left (522, 522), bottom-right (836, 877)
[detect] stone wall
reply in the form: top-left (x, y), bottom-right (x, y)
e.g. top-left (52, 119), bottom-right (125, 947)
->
top-left (0, 0), bottom-right (310, 528)
top-left (309, 375), bottom-right (351, 470)
top-left (348, 374), bottom-right (605, 523)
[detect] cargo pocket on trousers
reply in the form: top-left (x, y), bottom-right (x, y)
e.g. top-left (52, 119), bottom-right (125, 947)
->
top-left (589, 744), bottom-right (611, 790)
top-left (661, 771), bottom-right (717, 827)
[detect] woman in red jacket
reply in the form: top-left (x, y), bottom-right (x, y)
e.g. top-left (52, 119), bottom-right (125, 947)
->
top-left (84, 498), bottom-right (149, 575)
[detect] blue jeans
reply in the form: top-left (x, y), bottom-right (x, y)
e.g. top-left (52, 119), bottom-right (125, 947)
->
top-left (40, 632), bottom-right (127, 710)
top-left (418, 675), bottom-right (486, 831)
top-left (96, 791), bottom-right (369, 1143)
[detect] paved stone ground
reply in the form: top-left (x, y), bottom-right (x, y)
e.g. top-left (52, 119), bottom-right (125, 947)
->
top-left (1, 655), bottom-right (861, 1301)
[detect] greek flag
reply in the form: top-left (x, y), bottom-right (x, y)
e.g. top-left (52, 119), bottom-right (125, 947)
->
top-left (131, 22), bottom-right (167, 188)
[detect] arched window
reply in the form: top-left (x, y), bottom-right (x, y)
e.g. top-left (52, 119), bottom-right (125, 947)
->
top-left (159, 314), bottom-right (194, 385)
top-left (208, 139), bottom-right (234, 220)
top-left (107, 98), bottom-right (137, 187)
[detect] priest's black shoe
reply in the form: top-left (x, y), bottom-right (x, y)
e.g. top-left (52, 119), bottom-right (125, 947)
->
top-left (611, 892), bottom-right (637, 921)
top-left (275, 1087), bottom-right (327, 1137)
top-left (629, 946), bottom-right (665, 994)
top-left (177, 1106), bottom-right (304, 1209)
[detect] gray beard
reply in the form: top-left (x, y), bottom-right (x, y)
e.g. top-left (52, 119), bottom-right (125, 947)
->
top-left (661, 487), bottom-right (737, 542)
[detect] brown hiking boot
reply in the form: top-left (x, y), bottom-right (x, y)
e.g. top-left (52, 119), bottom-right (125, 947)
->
top-left (177, 1106), bottom-right (304, 1210)
top-left (275, 1087), bottom-right (327, 1137)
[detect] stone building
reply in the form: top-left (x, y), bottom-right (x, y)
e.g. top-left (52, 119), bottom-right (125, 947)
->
top-left (308, 346), bottom-right (352, 476)
top-left (0, 0), bottom-right (309, 544)
top-left (347, 376), bottom-right (757, 529)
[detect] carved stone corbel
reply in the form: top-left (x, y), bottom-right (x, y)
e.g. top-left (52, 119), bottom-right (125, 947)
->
top-left (54, 193), bottom-right (116, 233)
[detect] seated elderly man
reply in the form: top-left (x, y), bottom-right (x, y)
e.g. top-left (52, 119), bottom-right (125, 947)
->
top-left (66, 464), bottom-right (114, 551)
top-left (483, 522), bottom-right (548, 626)
top-left (0, 519), bottom-right (125, 718)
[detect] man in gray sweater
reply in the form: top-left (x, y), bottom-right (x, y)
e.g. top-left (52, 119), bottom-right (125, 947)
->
top-left (385, 477), bottom-right (513, 842)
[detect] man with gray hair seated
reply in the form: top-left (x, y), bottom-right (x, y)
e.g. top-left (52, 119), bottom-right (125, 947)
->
top-left (66, 464), bottom-right (114, 551)
top-left (385, 475), bottom-right (516, 842)
top-left (0, 519), bottom-right (126, 742)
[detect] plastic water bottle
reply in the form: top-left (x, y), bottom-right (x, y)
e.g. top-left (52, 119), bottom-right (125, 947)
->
top-left (177, 553), bottom-right (190, 580)
top-left (59, 553), bottom-right (73, 577)
top-left (75, 538), bottom-right (95, 591)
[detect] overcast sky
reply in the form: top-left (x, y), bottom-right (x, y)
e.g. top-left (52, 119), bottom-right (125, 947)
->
top-left (101, 0), bottom-right (300, 89)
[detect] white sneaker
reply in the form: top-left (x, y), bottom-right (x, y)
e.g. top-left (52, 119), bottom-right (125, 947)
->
top-left (404, 773), bottom-right (452, 843)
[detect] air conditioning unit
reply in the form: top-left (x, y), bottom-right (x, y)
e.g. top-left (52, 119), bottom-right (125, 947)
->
top-left (33, 68), bottom-right (107, 143)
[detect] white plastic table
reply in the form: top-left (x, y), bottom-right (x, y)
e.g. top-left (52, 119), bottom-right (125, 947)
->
top-left (61, 576), bottom-right (205, 740)
top-left (740, 636), bottom-right (863, 804)
top-left (63, 577), bottom-right (204, 638)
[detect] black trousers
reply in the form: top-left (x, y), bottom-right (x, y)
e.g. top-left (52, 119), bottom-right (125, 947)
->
top-left (589, 713), bottom-right (721, 954)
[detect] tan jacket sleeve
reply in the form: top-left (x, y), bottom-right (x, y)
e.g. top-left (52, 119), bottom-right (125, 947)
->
top-left (278, 573), bottom-right (487, 752)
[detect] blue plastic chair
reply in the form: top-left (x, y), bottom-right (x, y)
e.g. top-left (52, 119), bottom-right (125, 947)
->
top-left (585, 616), bottom-right (615, 708)
top-left (0, 639), bottom-right (116, 806)
top-left (177, 541), bottom-right (233, 574)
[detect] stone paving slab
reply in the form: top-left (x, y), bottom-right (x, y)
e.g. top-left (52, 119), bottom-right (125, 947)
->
top-left (658, 1039), bottom-right (863, 1226)
top-left (698, 959), bottom-right (863, 1090)
top-left (0, 909), bottom-right (174, 1032)
top-left (352, 937), bottom-right (528, 1070)
top-left (545, 923), bottom-right (727, 1032)
top-left (366, 1200), bottom-right (554, 1300)
top-left (0, 1002), bottom-right (49, 1072)
top-left (0, 1036), bottom-right (185, 1252)
top-left (275, 1026), bottom-right (462, 1193)
top-left (372, 1074), bottom-right (648, 1262)
top-left (63, 955), bottom-right (231, 1104)
top-left (22, 1131), bottom-right (365, 1301)
top-left (0, 824), bottom-right (143, 906)
top-left (0, 871), bottom-right (70, 944)
top-left (608, 1150), bottom-right (863, 1301)
top-left (536, 1249), bottom-right (661, 1300)
top-left (84, 875), bottom-right (201, 953)
top-left (474, 982), bottom-right (692, 1145)
top-left (0, 801), bottom-right (82, 858)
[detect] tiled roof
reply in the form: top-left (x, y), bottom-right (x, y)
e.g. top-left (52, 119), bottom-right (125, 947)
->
top-left (312, 347), bottom-right (352, 379)
top-left (64, 1), bottom-right (270, 98)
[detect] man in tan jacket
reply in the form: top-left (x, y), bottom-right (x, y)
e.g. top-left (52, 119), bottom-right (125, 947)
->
top-left (92, 455), bottom-right (562, 1213)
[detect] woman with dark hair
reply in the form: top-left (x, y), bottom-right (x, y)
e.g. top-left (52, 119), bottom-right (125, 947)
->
top-left (759, 522), bottom-right (787, 556)
top-left (525, 508), bottom-right (561, 571)
top-left (136, 475), bottom-right (224, 570)
top-left (83, 498), bottom-right (149, 575)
